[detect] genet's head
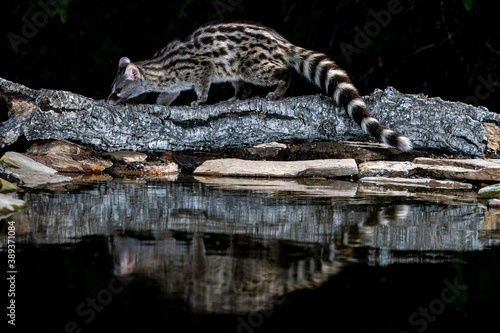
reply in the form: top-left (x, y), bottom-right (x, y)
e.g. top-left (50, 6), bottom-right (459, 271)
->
top-left (107, 57), bottom-right (146, 105)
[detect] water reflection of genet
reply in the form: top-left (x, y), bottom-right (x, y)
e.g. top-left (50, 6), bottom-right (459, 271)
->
top-left (109, 232), bottom-right (341, 314)
top-left (355, 204), bottom-right (411, 245)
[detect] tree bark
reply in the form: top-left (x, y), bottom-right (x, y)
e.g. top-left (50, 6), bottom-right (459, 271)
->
top-left (1, 76), bottom-right (499, 156)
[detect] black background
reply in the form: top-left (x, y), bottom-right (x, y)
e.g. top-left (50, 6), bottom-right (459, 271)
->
top-left (1, 0), bottom-right (499, 111)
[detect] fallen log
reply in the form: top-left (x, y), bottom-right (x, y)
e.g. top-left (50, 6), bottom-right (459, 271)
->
top-left (1, 76), bottom-right (499, 156)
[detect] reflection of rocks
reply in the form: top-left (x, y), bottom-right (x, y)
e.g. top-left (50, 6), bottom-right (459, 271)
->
top-left (358, 177), bottom-right (476, 205)
top-left (109, 233), bottom-right (341, 314)
top-left (11, 179), bottom-right (497, 251)
top-left (482, 211), bottom-right (500, 230)
top-left (7, 178), bottom-right (500, 312)
top-left (0, 178), bottom-right (19, 193)
top-left (194, 176), bottom-right (358, 197)
top-left (359, 176), bottom-right (473, 190)
top-left (0, 193), bottom-right (25, 218)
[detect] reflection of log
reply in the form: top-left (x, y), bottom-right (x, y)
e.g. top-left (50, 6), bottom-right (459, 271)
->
top-left (1, 76), bottom-right (499, 156)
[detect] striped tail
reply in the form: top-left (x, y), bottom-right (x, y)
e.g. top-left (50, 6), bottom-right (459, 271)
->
top-left (286, 46), bottom-right (413, 152)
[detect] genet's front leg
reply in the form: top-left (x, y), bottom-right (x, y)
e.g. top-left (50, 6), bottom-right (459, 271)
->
top-left (156, 92), bottom-right (180, 106)
top-left (191, 76), bottom-right (211, 107)
top-left (190, 63), bottom-right (214, 107)
top-left (266, 67), bottom-right (291, 101)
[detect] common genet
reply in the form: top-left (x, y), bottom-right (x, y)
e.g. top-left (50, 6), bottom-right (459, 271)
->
top-left (107, 21), bottom-right (412, 151)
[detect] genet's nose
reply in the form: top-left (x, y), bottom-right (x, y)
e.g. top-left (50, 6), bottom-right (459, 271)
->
top-left (106, 93), bottom-right (116, 105)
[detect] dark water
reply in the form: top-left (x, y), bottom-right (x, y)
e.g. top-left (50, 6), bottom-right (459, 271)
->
top-left (1, 176), bottom-right (500, 333)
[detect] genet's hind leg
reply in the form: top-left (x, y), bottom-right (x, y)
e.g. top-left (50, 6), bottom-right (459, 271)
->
top-left (228, 81), bottom-right (252, 101)
top-left (240, 59), bottom-right (291, 101)
top-left (265, 67), bottom-right (291, 101)
top-left (242, 61), bottom-right (292, 101)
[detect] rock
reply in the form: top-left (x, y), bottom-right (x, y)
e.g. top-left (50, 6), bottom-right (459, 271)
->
top-left (253, 142), bottom-right (287, 149)
top-left (245, 142), bottom-right (287, 158)
top-left (0, 193), bottom-right (26, 217)
top-left (359, 177), bottom-right (474, 190)
top-left (358, 161), bottom-right (417, 178)
top-left (356, 158), bottom-right (500, 182)
top-left (102, 151), bottom-right (148, 163)
top-left (487, 199), bottom-right (500, 208)
top-left (1, 151), bottom-right (58, 174)
top-left (0, 178), bottom-right (19, 193)
top-left (193, 158), bottom-right (358, 178)
top-left (111, 162), bottom-right (179, 178)
top-left (478, 183), bottom-right (500, 199)
top-left (25, 140), bottom-right (113, 173)
top-left (414, 158), bottom-right (500, 181)
top-left (5, 168), bottom-right (73, 188)
top-left (142, 163), bottom-right (179, 175)
top-left (27, 139), bottom-right (86, 155)
top-left (485, 123), bottom-right (500, 152)
top-left (1, 151), bottom-right (73, 188)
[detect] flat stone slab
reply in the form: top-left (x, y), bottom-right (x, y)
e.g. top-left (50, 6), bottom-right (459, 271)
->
top-left (111, 163), bottom-right (179, 177)
top-left (193, 158), bottom-right (358, 178)
top-left (359, 177), bottom-right (474, 190)
top-left (358, 161), bottom-right (417, 178)
top-left (5, 168), bottom-right (73, 188)
top-left (413, 158), bottom-right (500, 181)
top-left (1, 151), bottom-right (58, 174)
top-left (358, 158), bottom-right (500, 182)
top-left (1, 151), bottom-right (73, 188)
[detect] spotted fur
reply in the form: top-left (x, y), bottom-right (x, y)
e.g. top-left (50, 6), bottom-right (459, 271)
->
top-left (107, 21), bottom-right (412, 151)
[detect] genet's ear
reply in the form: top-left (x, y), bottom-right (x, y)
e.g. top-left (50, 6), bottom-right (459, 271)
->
top-left (124, 63), bottom-right (142, 81)
top-left (119, 57), bottom-right (131, 68)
